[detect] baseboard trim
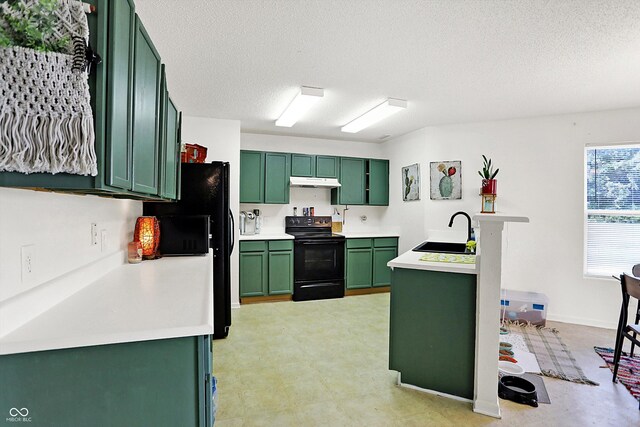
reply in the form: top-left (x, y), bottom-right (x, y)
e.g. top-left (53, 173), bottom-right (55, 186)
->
top-left (546, 313), bottom-right (616, 330)
top-left (397, 373), bottom-right (473, 404)
top-left (345, 286), bottom-right (390, 296)
top-left (240, 294), bottom-right (292, 304)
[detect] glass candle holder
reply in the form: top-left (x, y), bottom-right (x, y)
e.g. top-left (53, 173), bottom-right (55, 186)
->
top-left (128, 241), bottom-right (143, 264)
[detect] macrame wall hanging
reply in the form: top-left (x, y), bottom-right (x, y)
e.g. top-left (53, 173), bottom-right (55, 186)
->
top-left (0, 0), bottom-right (98, 176)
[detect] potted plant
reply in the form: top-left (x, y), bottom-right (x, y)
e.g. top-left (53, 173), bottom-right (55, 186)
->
top-left (478, 155), bottom-right (499, 195)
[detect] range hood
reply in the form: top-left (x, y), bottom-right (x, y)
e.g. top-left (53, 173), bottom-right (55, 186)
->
top-left (289, 177), bottom-right (341, 188)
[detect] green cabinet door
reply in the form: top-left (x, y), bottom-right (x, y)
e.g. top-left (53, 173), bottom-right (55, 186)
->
top-left (333, 158), bottom-right (366, 205)
top-left (240, 151), bottom-right (265, 203)
top-left (239, 251), bottom-right (267, 297)
top-left (346, 248), bottom-right (373, 289)
top-left (368, 159), bottom-right (389, 206)
top-left (159, 89), bottom-right (179, 200)
top-left (316, 156), bottom-right (338, 178)
top-left (0, 336), bottom-right (210, 426)
top-left (105, 0), bottom-right (135, 190)
top-left (291, 154), bottom-right (315, 177)
top-left (268, 251), bottom-right (293, 295)
top-left (264, 152), bottom-right (290, 204)
top-left (131, 17), bottom-right (161, 195)
top-left (372, 247), bottom-right (397, 287)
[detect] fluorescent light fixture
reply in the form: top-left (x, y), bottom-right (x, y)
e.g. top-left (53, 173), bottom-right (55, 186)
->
top-left (275, 86), bottom-right (324, 127)
top-left (341, 98), bottom-right (407, 133)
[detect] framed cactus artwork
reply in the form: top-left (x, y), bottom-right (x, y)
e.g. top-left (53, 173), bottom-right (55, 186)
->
top-left (430, 161), bottom-right (462, 200)
top-left (402, 163), bottom-right (421, 201)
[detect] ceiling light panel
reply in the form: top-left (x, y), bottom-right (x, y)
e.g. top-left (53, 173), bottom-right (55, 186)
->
top-left (275, 86), bottom-right (324, 127)
top-left (341, 98), bottom-right (407, 133)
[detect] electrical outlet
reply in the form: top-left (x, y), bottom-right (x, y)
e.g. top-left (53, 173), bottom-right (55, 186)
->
top-left (91, 223), bottom-right (98, 245)
top-left (21, 245), bottom-right (35, 284)
top-left (101, 229), bottom-right (108, 252)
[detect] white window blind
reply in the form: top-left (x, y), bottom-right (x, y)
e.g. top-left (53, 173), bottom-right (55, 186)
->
top-left (585, 145), bottom-right (640, 277)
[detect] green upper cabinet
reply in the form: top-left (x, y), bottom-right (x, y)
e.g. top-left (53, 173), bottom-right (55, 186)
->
top-left (159, 77), bottom-right (180, 200)
top-left (316, 156), bottom-right (338, 178)
top-left (291, 154), bottom-right (315, 177)
top-left (105, 0), bottom-right (135, 190)
top-left (264, 152), bottom-right (290, 204)
top-left (368, 159), bottom-right (389, 206)
top-left (131, 17), bottom-right (161, 195)
top-left (0, 2), bottom-right (180, 201)
top-left (332, 157), bottom-right (366, 205)
top-left (240, 151), bottom-right (265, 203)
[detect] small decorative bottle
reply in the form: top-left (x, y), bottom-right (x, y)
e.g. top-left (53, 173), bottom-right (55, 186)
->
top-left (128, 241), bottom-right (143, 264)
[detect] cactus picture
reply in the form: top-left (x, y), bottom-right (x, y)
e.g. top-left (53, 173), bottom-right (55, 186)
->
top-left (402, 163), bottom-right (420, 201)
top-left (430, 161), bottom-right (462, 200)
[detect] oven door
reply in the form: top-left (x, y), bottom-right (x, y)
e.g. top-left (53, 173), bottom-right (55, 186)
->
top-left (294, 239), bottom-right (345, 282)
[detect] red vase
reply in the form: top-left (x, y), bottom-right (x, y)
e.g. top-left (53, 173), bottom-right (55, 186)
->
top-left (481, 179), bottom-right (497, 195)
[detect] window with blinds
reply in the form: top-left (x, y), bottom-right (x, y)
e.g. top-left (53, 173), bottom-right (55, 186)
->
top-left (585, 145), bottom-right (640, 277)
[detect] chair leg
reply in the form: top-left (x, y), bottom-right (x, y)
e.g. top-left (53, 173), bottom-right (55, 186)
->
top-left (613, 330), bottom-right (625, 383)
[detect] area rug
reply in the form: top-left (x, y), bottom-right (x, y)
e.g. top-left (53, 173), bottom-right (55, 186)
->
top-left (505, 322), bottom-right (599, 385)
top-left (594, 346), bottom-right (640, 401)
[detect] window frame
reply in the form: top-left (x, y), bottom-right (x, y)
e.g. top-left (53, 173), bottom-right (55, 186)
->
top-left (583, 142), bottom-right (640, 279)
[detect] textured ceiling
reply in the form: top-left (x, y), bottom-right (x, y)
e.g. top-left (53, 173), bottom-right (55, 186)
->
top-left (134, 0), bottom-right (640, 142)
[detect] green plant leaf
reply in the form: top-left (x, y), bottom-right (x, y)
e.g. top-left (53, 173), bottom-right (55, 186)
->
top-left (491, 168), bottom-right (499, 179)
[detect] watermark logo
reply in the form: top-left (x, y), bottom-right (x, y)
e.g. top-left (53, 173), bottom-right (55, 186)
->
top-left (6, 407), bottom-right (31, 423)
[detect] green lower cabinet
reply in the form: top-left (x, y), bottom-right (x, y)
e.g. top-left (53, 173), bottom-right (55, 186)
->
top-left (346, 238), bottom-right (398, 289)
top-left (0, 335), bottom-right (213, 427)
top-left (240, 240), bottom-right (293, 298)
top-left (268, 251), bottom-right (293, 295)
top-left (372, 246), bottom-right (397, 287)
top-left (239, 251), bottom-right (267, 297)
top-left (346, 248), bottom-right (373, 289)
top-left (389, 268), bottom-right (476, 399)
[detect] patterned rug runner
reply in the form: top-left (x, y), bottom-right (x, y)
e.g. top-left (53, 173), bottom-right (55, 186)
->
top-left (594, 346), bottom-right (640, 402)
top-left (505, 322), bottom-right (598, 385)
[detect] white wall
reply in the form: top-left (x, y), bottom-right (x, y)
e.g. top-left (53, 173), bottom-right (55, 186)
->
top-left (382, 107), bottom-right (640, 329)
top-left (182, 116), bottom-right (241, 306)
top-left (0, 188), bottom-right (140, 302)
top-left (241, 133), bottom-right (391, 233)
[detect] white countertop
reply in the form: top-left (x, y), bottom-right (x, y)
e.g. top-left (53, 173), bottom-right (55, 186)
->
top-left (239, 233), bottom-right (294, 241)
top-left (0, 253), bottom-right (214, 355)
top-left (337, 231), bottom-right (400, 238)
top-left (388, 249), bottom-right (478, 275)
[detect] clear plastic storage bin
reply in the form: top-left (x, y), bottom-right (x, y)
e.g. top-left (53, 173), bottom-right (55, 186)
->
top-left (500, 289), bottom-right (549, 326)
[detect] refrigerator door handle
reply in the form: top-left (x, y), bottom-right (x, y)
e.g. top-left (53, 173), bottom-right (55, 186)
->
top-left (229, 209), bottom-right (235, 255)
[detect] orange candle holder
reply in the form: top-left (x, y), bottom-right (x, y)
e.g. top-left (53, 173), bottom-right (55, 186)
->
top-left (134, 216), bottom-right (160, 259)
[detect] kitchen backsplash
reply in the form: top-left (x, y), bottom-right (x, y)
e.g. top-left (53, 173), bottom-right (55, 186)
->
top-left (240, 187), bottom-right (386, 233)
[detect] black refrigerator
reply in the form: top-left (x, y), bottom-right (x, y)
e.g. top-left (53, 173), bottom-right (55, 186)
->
top-left (144, 162), bottom-right (234, 339)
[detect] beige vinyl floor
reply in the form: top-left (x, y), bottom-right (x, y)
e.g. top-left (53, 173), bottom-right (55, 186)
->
top-left (213, 293), bottom-right (640, 426)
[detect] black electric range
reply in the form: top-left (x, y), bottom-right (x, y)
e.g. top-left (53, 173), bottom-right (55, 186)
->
top-left (285, 216), bottom-right (345, 301)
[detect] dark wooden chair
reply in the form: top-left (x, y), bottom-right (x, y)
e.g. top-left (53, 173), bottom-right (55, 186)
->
top-left (612, 272), bottom-right (640, 385)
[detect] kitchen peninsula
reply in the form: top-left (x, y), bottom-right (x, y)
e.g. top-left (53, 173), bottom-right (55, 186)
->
top-left (387, 213), bottom-right (529, 418)
top-left (0, 253), bottom-right (215, 425)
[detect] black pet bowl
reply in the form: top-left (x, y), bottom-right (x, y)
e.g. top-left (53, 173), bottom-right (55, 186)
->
top-left (498, 375), bottom-right (538, 407)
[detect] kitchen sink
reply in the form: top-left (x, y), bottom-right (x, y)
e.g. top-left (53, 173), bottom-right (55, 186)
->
top-left (412, 241), bottom-right (468, 254)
